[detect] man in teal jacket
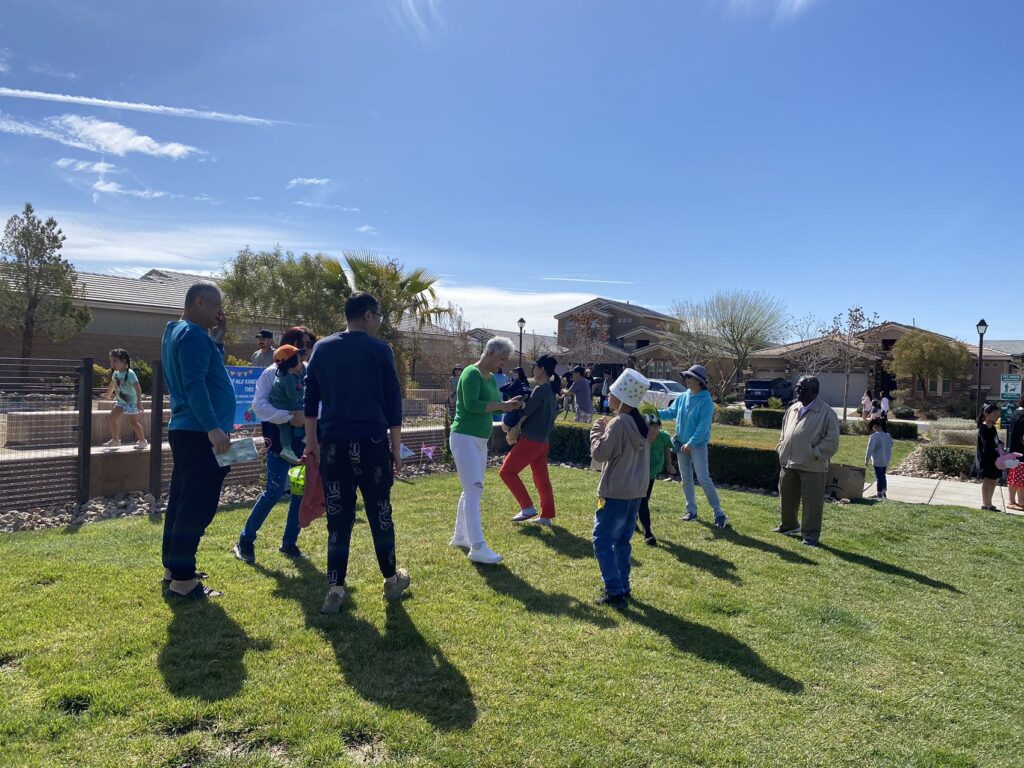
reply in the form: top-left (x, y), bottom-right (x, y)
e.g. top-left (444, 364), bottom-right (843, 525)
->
top-left (658, 365), bottom-right (728, 528)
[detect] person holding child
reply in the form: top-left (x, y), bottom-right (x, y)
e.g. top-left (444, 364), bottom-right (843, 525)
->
top-left (450, 337), bottom-right (524, 564)
top-left (102, 348), bottom-right (148, 450)
top-left (234, 327), bottom-right (317, 566)
top-left (865, 417), bottom-right (893, 499)
top-left (589, 368), bottom-right (651, 607)
top-left (502, 355), bottom-right (560, 526)
top-left (658, 365), bottom-right (729, 528)
top-left (635, 405), bottom-right (676, 546)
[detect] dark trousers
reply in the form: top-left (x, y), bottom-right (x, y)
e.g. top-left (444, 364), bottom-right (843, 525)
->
top-left (320, 436), bottom-right (397, 587)
top-left (637, 477), bottom-right (656, 537)
top-left (162, 430), bottom-right (230, 580)
top-left (874, 465), bottom-right (887, 494)
top-left (778, 467), bottom-right (826, 542)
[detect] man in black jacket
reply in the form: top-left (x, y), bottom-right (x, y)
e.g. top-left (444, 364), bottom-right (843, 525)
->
top-left (304, 292), bottom-right (411, 611)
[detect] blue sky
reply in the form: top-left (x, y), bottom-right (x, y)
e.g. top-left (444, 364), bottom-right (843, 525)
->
top-left (1, 0), bottom-right (1021, 341)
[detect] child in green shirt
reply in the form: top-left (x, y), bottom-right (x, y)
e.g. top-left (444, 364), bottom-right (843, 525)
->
top-left (637, 405), bottom-right (676, 546)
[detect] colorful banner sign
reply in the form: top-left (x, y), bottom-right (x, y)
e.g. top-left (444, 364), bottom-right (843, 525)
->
top-left (226, 366), bottom-right (264, 429)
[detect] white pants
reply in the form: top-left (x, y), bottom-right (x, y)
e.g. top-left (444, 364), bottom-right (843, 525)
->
top-left (450, 432), bottom-right (489, 546)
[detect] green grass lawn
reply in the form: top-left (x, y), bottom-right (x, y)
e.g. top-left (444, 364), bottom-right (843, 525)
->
top-left (660, 422), bottom-right (917, 469)
top-left (2, 467), bottom-right (1022, 767)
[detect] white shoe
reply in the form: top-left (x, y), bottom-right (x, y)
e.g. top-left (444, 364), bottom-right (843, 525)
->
top-left (449, 535), bottom-right (471, 550)
top-left (321, 589), bottom-right (346, 614)
top-left (468, 543), bottom-right (503, 564)
top-left (135, 439), bottom-right (149, 450)
top-left (102, 439), bottom-right (121, 448)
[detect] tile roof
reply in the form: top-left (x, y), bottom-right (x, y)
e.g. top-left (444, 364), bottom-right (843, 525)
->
top-left (987, 340), bottom-right (1024, 356)
top-left (554, 298), bottom-right (671, 321)
top-left (76, 269), bottom-right (217, 311)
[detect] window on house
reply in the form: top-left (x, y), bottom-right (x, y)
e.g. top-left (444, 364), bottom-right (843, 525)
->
top-left (636, 339), bottom-right (649, 349)
top-left (928, 378), bottom-right (937, 394)
top-left (943, 378), bottom-right (951, 393)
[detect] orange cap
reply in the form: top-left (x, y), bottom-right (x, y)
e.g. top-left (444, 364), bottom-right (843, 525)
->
top-left (273, 344), bottom-right (300, 363)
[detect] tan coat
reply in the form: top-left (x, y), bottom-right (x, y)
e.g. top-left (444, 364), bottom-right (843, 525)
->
top-left (591, 413), bottom-right (650, 500)
top-left (777, 397), bottom-right (841, 473)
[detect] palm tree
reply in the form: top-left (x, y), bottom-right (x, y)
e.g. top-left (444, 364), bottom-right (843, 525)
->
top-left (317, 250), bottom-right (449, 391)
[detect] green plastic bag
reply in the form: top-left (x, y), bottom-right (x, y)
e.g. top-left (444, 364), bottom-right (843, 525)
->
top-left (288, 463), bottom-right (306, 496)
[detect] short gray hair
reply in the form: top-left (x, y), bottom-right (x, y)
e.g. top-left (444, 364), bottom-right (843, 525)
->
top-left (184, 281), bottom-right (220, 308)
top-left (483, 336), bottom-right (515, 357)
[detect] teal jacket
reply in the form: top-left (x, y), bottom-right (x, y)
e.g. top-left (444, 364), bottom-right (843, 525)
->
top-left (659, 389), bottom-right (713, 448)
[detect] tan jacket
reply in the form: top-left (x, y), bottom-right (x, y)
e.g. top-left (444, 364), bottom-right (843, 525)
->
top-left (591, 413), bottom-right (650, 500)
top-left (777, 397), bottom-right (841, 473)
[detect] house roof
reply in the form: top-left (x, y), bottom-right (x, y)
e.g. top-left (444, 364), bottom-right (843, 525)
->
top-left (554, 297), bottom-right (671, 322)
top-left (75, 269), bottom-right (216, 312)
top-left (987, 340), bottom-right (1024, 356)
top-left (617, 326), bottom-right (667, 342)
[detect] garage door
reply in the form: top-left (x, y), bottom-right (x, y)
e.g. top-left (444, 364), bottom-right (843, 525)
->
top-left (799, 373), bottom-right (868, 407)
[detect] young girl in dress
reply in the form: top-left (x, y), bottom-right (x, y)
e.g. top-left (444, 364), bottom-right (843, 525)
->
top-left (103, 348), bottom-right (147, 449)
top-left (974, 403), bottom-right (1003, 512)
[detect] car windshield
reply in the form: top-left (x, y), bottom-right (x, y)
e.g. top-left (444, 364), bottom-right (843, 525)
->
top-left (663, 381), bottom-right (686, 393)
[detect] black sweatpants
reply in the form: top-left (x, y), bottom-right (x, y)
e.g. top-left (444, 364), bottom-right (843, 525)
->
top-left (637, 477), bottom-right (656, 538)
top-left (320, 436), bottom-right (397, 587)
top-left (162, 429), bottom-right (230, 581)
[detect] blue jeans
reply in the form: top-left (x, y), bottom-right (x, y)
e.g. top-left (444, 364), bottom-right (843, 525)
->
top-left (240, 450), bottom-right (302, 547)
top-left (677, 445), bottom-right (724, 519)
top-left (592, 498), bottom-right (640, 596)
top-left (873, 465), bottom-right (887, 494)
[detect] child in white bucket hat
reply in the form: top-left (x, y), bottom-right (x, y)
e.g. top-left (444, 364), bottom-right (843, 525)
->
top-left (588, 368), bottom-right (651, 607)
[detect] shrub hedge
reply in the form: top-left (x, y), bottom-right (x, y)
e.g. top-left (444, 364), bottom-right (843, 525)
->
top-left (841, 420), bottom-right (918, 441)
top-left (920, 445), bottom-right (974, 477)
top-left (713, 407), bottom-right (745, 426)
top-left (751, 409), bottom-right (785, 429)
top-left (891, 405), bottom-right (915, 419)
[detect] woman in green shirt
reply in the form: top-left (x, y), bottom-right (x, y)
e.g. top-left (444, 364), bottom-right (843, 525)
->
top-left (450, 337), bottom-right (524, 564)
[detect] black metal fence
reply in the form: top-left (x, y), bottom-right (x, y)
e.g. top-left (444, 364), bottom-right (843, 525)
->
top-left (0, 357), bottom-right (92, 512)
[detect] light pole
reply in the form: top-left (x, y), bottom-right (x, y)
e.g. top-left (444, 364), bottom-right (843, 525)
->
top-left (517, 317), bottom-right (526, 369)
top-left (976, 318), bottom-right (988, 417)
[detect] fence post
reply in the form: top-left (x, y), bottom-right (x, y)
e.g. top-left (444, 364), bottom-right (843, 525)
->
top-left (149, 360), bottom-right (164, 500)
top-left (76, 358), bottom-right (94, 505)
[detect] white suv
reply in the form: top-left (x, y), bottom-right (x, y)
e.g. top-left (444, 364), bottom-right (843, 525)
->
top-left (643, 379), bottom-right (686, 409)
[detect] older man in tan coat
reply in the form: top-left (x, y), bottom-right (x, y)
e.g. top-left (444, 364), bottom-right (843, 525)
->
top-left (774, 376), bottom-right (840, 546)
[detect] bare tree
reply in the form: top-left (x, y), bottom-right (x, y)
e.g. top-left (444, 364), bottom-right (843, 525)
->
top-left (784, 313), bottom-right (841, 377)
top-left (432, 302), bottom-right (473, 377)
top-left (666, 290), bottom-right (788, 401)
top-left (825, 306), bottom-right (881, 421)
top-left (560, 308), bottom-right (609, 364)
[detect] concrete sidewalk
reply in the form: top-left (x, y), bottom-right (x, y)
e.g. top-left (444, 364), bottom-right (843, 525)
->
top-left (865, 474), bottom-right (1022, 516)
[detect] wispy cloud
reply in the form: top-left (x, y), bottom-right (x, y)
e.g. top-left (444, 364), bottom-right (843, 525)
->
top-left (28, 64), bottom-right (78, 80)
top-left (434, 282), bottom-right (598, 335)
top-left (355, 224), bottom-right (378, 235)
top-left (286, 177), bottom-right (331, 189)
top-left (55, 157), bottom-right (118, 174)
top-left (245, 196), bottom-right (263, 201)
top-left (0, 112), bottom-right (200, 158)
top-left (394, 0), bottom-right (444, 42)
top-left (0, 49), bottom-right (11, 74)
top-left (294, 200), bottom-right (360, 212)
top-left (0, 87), bottom-right (280, 125)
top-left (541, 276), bottom-right (635, 286)
top-left (725, 0), bottom-right (820, 20)
top-left (92, 179), bottom-right (167, 200)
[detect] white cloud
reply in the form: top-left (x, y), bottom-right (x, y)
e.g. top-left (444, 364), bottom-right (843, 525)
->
top-left (0, 111), bottom-right (200, 158)
top-left (28, 64), bottom-right (78, 80)
top-left (192, 193), bottom-right (219, 205)
top-left (295, 200), bottom-right (340, 210)
top-left (287, 177), bottom-right (331, 189)
top-left (0, 86), bottom-right (279, 125)
top-left (355, 224), bottom-right (378, 235)
top-left (725, 0), bottom-right (819, 20)
top-left (433, 282), bottom-right (598, 336)
top-left (394, 0), bottom-right (443, 42)
top-left (92, 180), bottom-right (167, 199)
top-left (245, 196), bottom-right (263, 201)
top-left (0, 49), bottom-right (11, 74)
top-left (542, 276), bottom-right (634, 285)
top-left (55, 157), bottom-right (118, 174)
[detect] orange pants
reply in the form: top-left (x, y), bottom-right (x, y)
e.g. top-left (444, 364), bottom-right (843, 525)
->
top-left (499, 437), bottom-right (556, 518)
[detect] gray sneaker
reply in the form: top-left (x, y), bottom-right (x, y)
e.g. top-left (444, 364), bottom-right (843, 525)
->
top-left (383, 568), bottom-right (411, 601)
top-left (321, 589), bottom-right (346, 614)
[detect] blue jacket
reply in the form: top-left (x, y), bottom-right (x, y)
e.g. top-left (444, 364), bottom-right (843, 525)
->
top-left (161, 320), bottom-right (236, 433)
top-left (659, 389), bottom-right (713, 448)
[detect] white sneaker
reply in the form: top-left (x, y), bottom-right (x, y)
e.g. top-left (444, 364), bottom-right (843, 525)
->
top-left (135, 439), bottom-right (149, 450)
top-left (102, 439), bottom-right (121, 448)
top-left (468, 543), bottom-right (503, 564)
top-left (321, 589), bottom-right (346, 614)
top-left (449, 535), bottom-right (471, 550)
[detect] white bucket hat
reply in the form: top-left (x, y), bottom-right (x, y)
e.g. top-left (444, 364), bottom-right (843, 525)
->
top-left (609, 368), bottom-right (650, 408)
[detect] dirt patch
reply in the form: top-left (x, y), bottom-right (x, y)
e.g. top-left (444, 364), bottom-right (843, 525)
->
top-left (158, 714), bottom-right (215, 736)
top-left (51, 692), bottom-right (93, 715)
top-left (0, 653), bottom-right (21, 672)
top-left (341, 727), bottom-right (388, 766)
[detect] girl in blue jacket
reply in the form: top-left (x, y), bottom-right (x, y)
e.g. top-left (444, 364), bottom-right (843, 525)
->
top-left (658, 365), bottom-right (728, 528)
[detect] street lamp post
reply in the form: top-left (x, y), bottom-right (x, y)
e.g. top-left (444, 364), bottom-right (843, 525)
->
top-left (976, 318), bottom-right (988, 417)
top-left (517, 317), bottom-right (526, 369)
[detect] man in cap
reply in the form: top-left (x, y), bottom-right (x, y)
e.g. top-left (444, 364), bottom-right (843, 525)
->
top-left (251, 330), bottom-right (276, 367)
top-left (775, 376), bottom-right (840, 546)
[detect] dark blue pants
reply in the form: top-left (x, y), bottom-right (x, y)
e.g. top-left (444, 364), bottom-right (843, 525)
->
top-left (240, 449), bottom-right (301, 547)
top-left (874, 465), bottom-right (887, 494)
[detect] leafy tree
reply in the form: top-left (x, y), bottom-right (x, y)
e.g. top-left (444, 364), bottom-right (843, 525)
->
top-left (667, 290), bottom-right (788, 401)
top-left (219, 246), bottom-right (350, 338)
top-left (0, 203), bottom-right (91, 358)
top-left (318, 251), bottom-right (449, 392)
top-left (887, 330), bottom-right (973, 403)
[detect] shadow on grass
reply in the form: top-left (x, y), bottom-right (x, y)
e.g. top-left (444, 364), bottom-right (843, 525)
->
top-left (697, 521), bottom-right (816, 566)
top-left (256, 560), bottom-right (477, 731)
top-left (158, 598), bottom-right (270, 701)
top-left (659, 540), bottom-right (741, 584)
top-left (625, 599), bottom-right (803, 694)
top-left (818, 544), bottom-right (962, 594)
top-left (516, 523), bottom-right (594, 559)
top-left (473, 563), bottom-right (616, 629)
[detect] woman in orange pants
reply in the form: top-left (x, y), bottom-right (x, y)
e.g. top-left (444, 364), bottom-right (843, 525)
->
top-left (501, 355), bottom-right (560, 525)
